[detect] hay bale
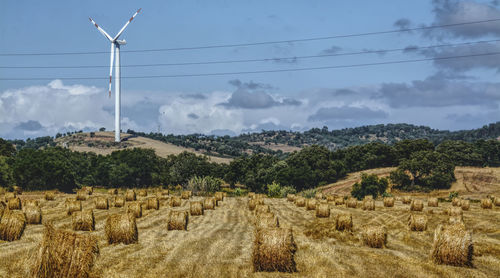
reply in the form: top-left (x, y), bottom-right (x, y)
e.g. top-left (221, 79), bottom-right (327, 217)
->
top-left (127, 202), bottom-right (142, 218)
top-left (167, 210), bottom-right (189, 230)
top-left (8, 197), bottom-right (21, 210)
top-left (383, 197), bottom-right (395, 207)
top-left (125, 189), bottom-right (136, 201)
top-left (493, 196), bottom-right (500, 206)
top-left (161, 189), bottom-right (170, 196)
top-left (363, 195), bottom-right (373, 201)
top-left (362, 226), bottom-right (387, 248)
top-left (146, 197), bottom-right (160, 210)
top-left (137, 189), bottom-right (147, 197)
top-left (306, 199), bottom-right (317, 210)
top-left (95, 197), bottom-right (109, 210)
top-left (402, 196), bottom-right (412, 204)
top-left (105, 213), bottom-right (138, 244)
top-left (31, 224), bottom-right (99, 278)
top-left (4, 191), bottom-right (16, 202)
top-left (44, 191), bottom-right (56, 201)
top-left (428, 197), bottom-right (439, 207)
top-left (410, 199), bottom-right (424, 211)
top-left (114, 196), bottom-right (125, 207)
top-left (72, 209), bottom-right (95, 231)
top-left (66, 200), bottom-right (82, 215)
top-left (315, 192), bottom-right (324, 200)
top-left (335, 197), bottom-right (344, 205)
top-left (362, 199), bottom-right (375, 211)
top-left (449, 215), bottom-right (464, 225)
top-left (408, 214), bottom-right (428, 231)
top-left (326, 195), bottom-right (335, 202)
top-left (190, 201), bottom-right (204, 216)
top-left (83, 186), bottom-right (93, 195)
top-left (215, 192), bottom-right (224, 202)
top-left (0, 201), bottom-right (5, 221)
top-left (446, 207), bottom-right (463, 217)
top-left (108, 188), bottom-right (118, 195)
top-left (0, 210), bottom-right (26, 241)
top-left (181, 191), bottom-right (190, 199)
top-left (452, 197), bottom-right (461, 207)
top-left (255, 204), bottom-right (271, 215)
top-left (255, 212), bottom-right (279, 230)
top-left (315, 203), bottom-right (330, 218)
top-left (460, 199), bottom-right (470, 211)
top-left (203, 198), bottom-right (217, 210)
top-left (24, 199), bottom-right (39, 207)
top-left (24, 204), bottom-right (42, 224)
top-left (336, 213), bottom-right (353, 232)
top-left (430, 223), bottom-right (473, 266)
top-left (252, 228), bottom-right (297, 273)
top-left (287, 194), bottom-right (296, 202)
top-left (171, 196), bottom-right (181, 207)
top-left (249, 198), bottom-right (264, 210)
top-left (294, 197), bottom-right (306, 207)
top-left (76, 190), bottom-right (87, 201)
top-left (248, 192), bottom-right (255, 199)
top-left (480, 198), bottom-right (492, 209)
top-left (346, 198), bottom-right (357, 208)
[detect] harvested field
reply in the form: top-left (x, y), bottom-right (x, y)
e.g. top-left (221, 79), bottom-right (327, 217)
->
top-left (0, 191), bottom-right (498, 277)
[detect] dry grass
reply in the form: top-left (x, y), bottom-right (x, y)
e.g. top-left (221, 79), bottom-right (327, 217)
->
top-left (248, 198), bottom-right (263, 211)
top-left (252, 228), bottom-right (297, 273)
top-left (255, 205), bottom-right (271, 216)
top-left (430, 223), bottom-right (473, 266)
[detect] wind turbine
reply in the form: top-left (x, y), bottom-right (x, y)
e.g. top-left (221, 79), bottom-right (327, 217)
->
top-left (89, 8), bottom-right (141, 142)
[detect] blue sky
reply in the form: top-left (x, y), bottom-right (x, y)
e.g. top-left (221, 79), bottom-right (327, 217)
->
top-left (1, 0), bottom-right (499, 139)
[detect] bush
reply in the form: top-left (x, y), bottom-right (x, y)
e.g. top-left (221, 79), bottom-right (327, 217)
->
top-left (267, 181), bottom-right (282, 198)
top-left (301, 188), bottom-right (317, 199)
top-left (351, 173), bottom-right (388, 200)
top-left (448, 191), bottom-right (459, 202)
top-left (280, 186), bottom-right (296, 198)
top-left (186, 176), bottom-right (222, 195)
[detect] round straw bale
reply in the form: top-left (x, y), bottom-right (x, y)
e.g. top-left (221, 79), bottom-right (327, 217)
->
top-left (137, 189), bottom-right (147, 197)
top-left (295, 197), bottom-right (306, 207)
top-left (146, 197), bottom-right (160, 210)
top-left (362, 199), bottom-right (375, 211)
top-left (428, 197), bottom-right (439, 207)
top-left (0, 201), bottom-right (5, 221)
top-left (493, 196), bottom-right (500, 206)
top-left (223, 192), bottom-right (227, 198)
top-left (114, 196), bottom-right (125, 207)
top-left (44, 191), bottom-right (56, 201)
top-left (248, 192), bottom-right (256, 199)
top-left (336, 213), bottom-right (353, 232)
top-left (190, 201), bottom-right (204, 216)
top-left (460, 199), bottom-right (470, 211)
top-left (125, 189), bottom-right (136, 201)
top-left (12, 185), bottom-right (22, 195)
top-left (171, 196), bottom-right (181, 207)
top-left (215, 192), bottom-right (224, 202)
top-left (315, 203), bottom-right (330, 218)
top-left (315, 192), bottom-right (324, 200)
top-left (383, 197), bottom-right (395, 207)
top-left (252, 228), bottom-right (297, 273)
top-left (72, 209), bottom-right (95, 231)
top-left (127, 202), bottom-right (142, 218)
top-left (76, 190), bottom-right (87, 201)
top-left (108, 188), bottom-right (118, 195)
top-left (446, 207), bottom-right (463, 217)
top-left (255, 212), bottom-right (279, 230)
top-left (249, 198), bottom-right (264, 210)
top-left (23, 199), bottom-right (39, 207)
top-left (335, 197), bottom-right (345, 205)
top-left (452, 197), bottom-right (461, 207)
top-left (95, 197), bottom-right (109, 210)
top-left (362, 226), bottom-right (387, 248)
top-left (326, 195), bottom-right (335, 202)
top-left (24, 204), bottom-right (42, 224)
top-left (161, 189), bottom-right (170, 196)
top-left (402, 196), bottom-right (412, 204)
top-left (430, 223), bottom-right (473, 266)
top-left (255, 204), bottom-right (271, 215)
top-left (8, 197), bottom-right (21, 210)
top-left (203, 197), bottom-right (217, 210)
top-left (480, 198), bottom-right (492, 209)
top-left (31, 224), bottom-right (99, 278)
top-left (346, 198), bottom-right (358, 208)
top-left (287, 194), bottom-right (296, 202)
top-left (0, 210), bottom-right (26, 241)
top-left (363, 195), bottom-right (373, 201)
top-left (448, 215), bottom-right (464, 225)
top-left (83, 186), bottom-right (93, 195)
top-left (408, 214), bottom-right (428, 231)
top-left (181, 191), bottom-right (190, 199)
top-left (167, 210), bottom-right (189, 230)
top-left (306, 199), bottom-right (317, 210)
top-left (4, 191), bottom-right (16, 202)
top-left (105, 213), bottom-right (138, 244)
top-left (410, 199), bottom-right (424, 211)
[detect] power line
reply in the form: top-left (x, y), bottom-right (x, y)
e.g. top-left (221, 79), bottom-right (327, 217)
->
top-left (1, 51), bottom-right (498, 81)
top-left (1, 18), bottom-right (499, 56)
top-left (1, 39), bottom-right (498, 69)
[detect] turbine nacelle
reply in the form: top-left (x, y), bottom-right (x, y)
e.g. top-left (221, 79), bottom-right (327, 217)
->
top-left (115, 40), bottom-right (127, 45)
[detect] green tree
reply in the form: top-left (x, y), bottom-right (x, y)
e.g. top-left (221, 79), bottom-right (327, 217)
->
top-left (351, 173), bottom-right (388, 200)
top-left (0, 156), bottom-right (13, 187)
top-left (0, 138), bottom-right (16, 157)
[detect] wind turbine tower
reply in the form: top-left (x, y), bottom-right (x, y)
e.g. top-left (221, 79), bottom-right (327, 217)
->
top-left (89, 9), bottom-right (141, 142)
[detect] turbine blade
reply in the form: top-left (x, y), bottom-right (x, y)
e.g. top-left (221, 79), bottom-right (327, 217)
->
top-left (108, 43), bottom-right (115, 98)
top-left (113, 8), bottom-right (141, 41)
top-left (89, 17), bottom-right (113, 42)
